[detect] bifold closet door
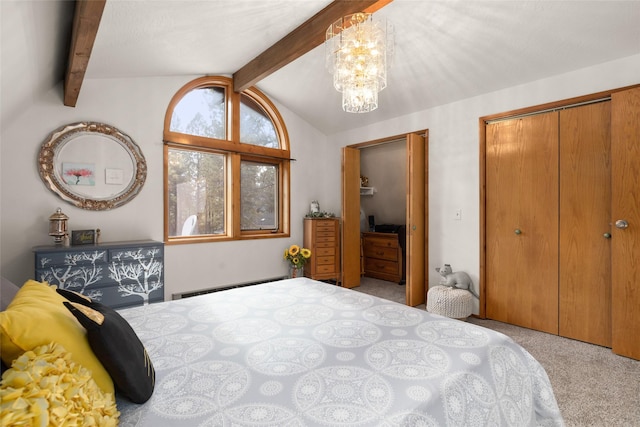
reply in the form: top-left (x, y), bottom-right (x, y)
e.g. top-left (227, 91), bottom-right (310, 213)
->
top-left (405, 133), bottom-right (426, 307)
top-left (485, 112), bottom-right (559, 334)
top-left (558, 102), bottom-right (611, 347)
top-left (341, 146), bottom-right (361, 289)
top-left (611, 86), bottom-right (640, 360)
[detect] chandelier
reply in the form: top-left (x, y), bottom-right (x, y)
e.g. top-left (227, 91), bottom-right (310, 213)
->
top-left (326, 12), bottom-right (393, 113)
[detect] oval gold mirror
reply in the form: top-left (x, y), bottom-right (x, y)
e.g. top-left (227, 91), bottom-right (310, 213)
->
top-left (38, 122), bottom-right (147, 210)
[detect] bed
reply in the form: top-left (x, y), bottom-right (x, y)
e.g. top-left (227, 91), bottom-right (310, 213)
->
top-left (114, 277), bottom-right (563, 426)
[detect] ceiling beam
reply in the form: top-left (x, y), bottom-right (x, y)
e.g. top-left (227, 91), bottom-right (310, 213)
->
top-left (64, 0), bottom-right (106, 107)
top-left (233, 0), bottom-right (392, 93)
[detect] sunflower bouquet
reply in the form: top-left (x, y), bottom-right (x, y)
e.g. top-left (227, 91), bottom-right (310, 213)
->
top-left (284, 244), bottom-right (312, 268)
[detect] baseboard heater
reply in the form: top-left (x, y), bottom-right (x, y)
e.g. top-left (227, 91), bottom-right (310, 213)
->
top-left (172, 276), bottom-right (287, 300)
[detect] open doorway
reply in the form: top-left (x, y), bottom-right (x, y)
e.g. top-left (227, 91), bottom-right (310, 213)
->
top-left (341, 131), bottom-right (428, 307)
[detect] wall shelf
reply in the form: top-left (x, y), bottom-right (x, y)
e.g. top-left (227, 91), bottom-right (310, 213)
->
top-left (360, 187), bottom-right (375, 196)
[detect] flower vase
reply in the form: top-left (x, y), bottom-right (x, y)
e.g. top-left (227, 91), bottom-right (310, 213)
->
top-left (289, 265), bottom-right (303, 279)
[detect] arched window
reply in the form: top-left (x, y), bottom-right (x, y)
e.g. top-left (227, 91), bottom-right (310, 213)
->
top-left (164, 76), bottom-right (290, 244)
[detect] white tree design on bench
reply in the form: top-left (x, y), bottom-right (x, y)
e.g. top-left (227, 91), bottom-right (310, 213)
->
top-left (109, 248), bottom-right (163, 305)
top-left (38, 251), bottom-right (106, 300)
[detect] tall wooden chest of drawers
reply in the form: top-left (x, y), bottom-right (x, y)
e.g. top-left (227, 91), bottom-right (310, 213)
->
top-left (303, 218), bottom-right (340, 282)
top-left (362, 232), bottom-right (403, 283)
top-left (33, 240), bottom-right (164, 309)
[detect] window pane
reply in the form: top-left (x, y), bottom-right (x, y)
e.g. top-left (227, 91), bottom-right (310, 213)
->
top-left (241, 161), bottom-right (277, 230)
top-left (240, 94), bottom-right (279, 148)
top-left (170, 87), bottom-right (226, 139)
top-left (168, 148), bottom-right (225, 237)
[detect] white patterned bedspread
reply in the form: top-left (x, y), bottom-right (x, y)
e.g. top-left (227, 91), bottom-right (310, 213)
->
top-left (116, 278), bottom-right (563, 426)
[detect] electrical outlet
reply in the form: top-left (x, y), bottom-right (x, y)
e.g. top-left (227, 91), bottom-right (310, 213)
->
top-left (454, 209), bottom-right (462, 220)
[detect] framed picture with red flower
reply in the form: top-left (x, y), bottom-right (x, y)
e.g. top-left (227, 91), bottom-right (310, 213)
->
top-left (62, 162), bottom-right (95, 186)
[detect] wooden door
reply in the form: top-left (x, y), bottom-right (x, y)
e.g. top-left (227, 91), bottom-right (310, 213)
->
top-left (406, 133), bottom-right (426, 306)
top-left (559, 102), bottom-right (611, 347)
top-left (341, 146), bottom-right (361, 288)
top-left (485, 112), bottom-right (559, 334)
top-left (611, 87), bottom-right (640, 360)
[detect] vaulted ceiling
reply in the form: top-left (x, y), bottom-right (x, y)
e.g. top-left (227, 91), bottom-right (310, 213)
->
top-left (2, 1), bottom-right (639, 135)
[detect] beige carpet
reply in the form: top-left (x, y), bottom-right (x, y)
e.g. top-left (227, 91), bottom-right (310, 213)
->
top-left (353, 277), bottom-right (640, 427)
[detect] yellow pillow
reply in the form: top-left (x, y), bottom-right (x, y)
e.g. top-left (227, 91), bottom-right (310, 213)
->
top-left (0, 280), bottom-right (114, 394)
top-left (0, 342), bottom-right (120, 426)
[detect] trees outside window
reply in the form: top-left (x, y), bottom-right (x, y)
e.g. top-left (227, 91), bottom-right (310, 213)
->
top-left (164, 76), bottom-right (290, 243)
top-left (241, 160), bottom-right (277, 230)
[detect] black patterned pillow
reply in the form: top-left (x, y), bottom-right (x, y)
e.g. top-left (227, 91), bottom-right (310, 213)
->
top-left (56, 288), bottom-right (155, 403)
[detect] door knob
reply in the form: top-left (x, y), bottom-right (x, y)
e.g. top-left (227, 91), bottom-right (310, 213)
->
top-left (603, 233), bottom-right (611, 239)
top-left (615, 220), bottom-right (629, 229)
top-left (514, 229), bottom-right (522, 235)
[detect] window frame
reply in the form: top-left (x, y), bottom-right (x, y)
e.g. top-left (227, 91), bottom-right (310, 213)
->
top-left (163, 76), bottom-right (290, 244)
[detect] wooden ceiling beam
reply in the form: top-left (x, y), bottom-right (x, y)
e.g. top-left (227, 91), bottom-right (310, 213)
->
top-left (64, 0), bottom-right (106, 107)
top-left (233, 0), bottom-right (392, 93)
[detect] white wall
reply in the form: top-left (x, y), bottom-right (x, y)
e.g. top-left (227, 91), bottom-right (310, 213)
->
top-left (330, 53), bottom-right (640, 312)
top-left (360, 141), bottom-right (407, 226)
top-left (0, 75), bottom-right (335, 299)
top-left (2, 53), bottom-right (639, 307)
